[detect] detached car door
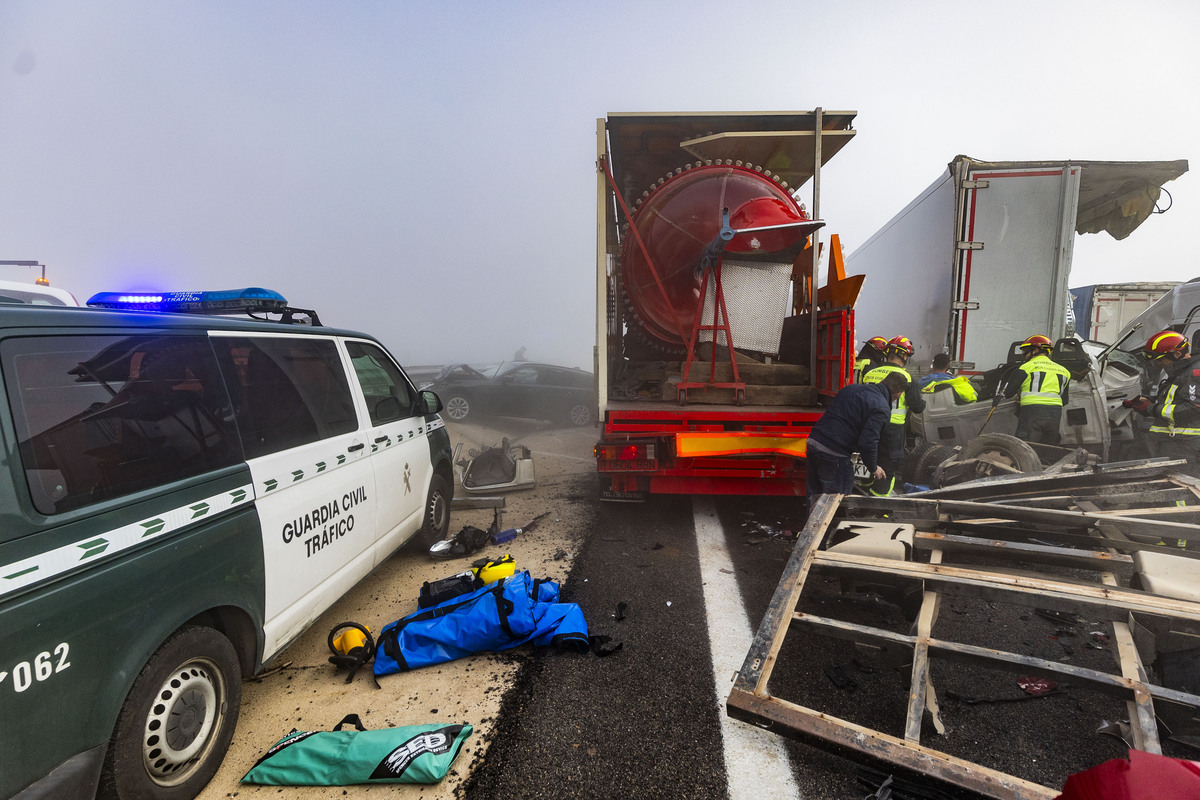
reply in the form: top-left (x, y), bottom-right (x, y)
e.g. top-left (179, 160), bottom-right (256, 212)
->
top-left (210, 333), bottom-right (377, 658)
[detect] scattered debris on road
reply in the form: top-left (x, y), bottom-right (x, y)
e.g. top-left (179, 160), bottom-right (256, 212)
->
top-left (729, 457), bottom-right (1200, 799)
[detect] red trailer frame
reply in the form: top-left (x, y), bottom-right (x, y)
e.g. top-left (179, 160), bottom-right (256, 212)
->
top-left (593, 112), bottom-right (859, 500)
top-left (595, 308), bottom-right (854, 500)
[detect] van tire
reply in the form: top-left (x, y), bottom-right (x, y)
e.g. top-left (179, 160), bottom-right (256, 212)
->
top-left (101, 626), bottom-right (241, 800)
top-left (421, 474), bottom-right (452, 547)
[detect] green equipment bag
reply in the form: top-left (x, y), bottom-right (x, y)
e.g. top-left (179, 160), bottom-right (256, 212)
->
top-left (241, 713), bottom-right (472, 785)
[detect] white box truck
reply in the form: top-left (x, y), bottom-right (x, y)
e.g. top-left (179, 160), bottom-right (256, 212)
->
top-left (1070, 282), bottom-right (1180, 344)
top-left (847, 156), bottom-right (1187, 373)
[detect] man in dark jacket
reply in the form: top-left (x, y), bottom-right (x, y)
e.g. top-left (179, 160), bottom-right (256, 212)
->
top-left (806, 371), bottom-right (908, 498)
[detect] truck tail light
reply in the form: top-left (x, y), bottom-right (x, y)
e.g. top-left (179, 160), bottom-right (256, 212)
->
top-left (594, 443), bottom-right (655, 460)
top-left (594, 441), bottom-right (657, 472)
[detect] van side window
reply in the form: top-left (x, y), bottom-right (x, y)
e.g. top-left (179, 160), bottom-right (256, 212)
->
top-left (1, 335), bottom-right (240, 515)
top-left (346, 341), bottom-right (415, 424)
top-left (212, 337), bottom-right (358, 458)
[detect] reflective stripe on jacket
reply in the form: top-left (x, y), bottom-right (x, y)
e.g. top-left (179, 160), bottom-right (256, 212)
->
top-left (1150, 378), bottom-right (1200, 437)
top-left (861, 364), bottom-right (912, 424)
top-left (1017, 355), bottom-right (1071, 407)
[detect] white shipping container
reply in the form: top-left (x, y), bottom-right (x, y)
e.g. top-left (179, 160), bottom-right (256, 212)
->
top-left (848, 157), bottom-right (1187, 372)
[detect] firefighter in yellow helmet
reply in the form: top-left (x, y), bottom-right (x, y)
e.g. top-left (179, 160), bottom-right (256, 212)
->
top-left (853, 336), bottom-right (889, 383)
top-left (1127, 330), bottom-right (1200, 475)
top-left (995, 335), bottom-right (1071, 444)
top-left (860, 336), bottom-right (925, 494)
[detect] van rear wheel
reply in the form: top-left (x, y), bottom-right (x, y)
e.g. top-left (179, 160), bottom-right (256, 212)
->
top-left (102, 626), bottom-right (241, 800)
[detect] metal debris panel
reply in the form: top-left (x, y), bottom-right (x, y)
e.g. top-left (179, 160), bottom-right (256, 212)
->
top-left (729, 461), bottom-right (1200, 798)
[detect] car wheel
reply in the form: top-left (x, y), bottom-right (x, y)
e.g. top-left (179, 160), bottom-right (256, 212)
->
top-left (421, 474), bottom-right (452, 547)
top-left (102, 626), bottom-right (241, 800)
top-left (444, 395), bottom-right (471, 422)
top-left (955, 433), bottom-right (1042, 478)
top-left (567, 402), bottom-right (593, 426)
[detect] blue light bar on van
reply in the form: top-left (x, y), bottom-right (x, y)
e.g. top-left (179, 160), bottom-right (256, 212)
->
top-left (85, 287), bottom-right (289, 313)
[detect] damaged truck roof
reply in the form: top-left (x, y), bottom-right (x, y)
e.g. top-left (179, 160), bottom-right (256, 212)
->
top-left (950, 155), bottom-right (1189, 241)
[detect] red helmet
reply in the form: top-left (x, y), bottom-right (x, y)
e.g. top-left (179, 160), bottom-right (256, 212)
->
top-left (1144, 330), bottom-right (1190, 359)
top-left (1020, 334), bottom-right (1053, 352)
top-left (886, 336), bottom-right (914, 357)
top-left (865, 336), bottom-right (888, 353)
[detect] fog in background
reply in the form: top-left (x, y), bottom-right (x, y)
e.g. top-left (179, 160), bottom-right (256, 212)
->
top-left (1, 1), bottom-right (1196, 371)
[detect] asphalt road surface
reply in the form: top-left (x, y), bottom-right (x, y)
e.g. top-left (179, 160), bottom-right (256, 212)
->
top-left (458, 486), bottom-right (1144, 800)
top-left (198, 417), bottom-right (1145, 800)
top-left (460, 489), bottom-right (873, 800)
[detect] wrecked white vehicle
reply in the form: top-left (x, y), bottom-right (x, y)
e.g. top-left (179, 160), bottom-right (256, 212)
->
top-left (906, 337), bottom-right (1147, 485)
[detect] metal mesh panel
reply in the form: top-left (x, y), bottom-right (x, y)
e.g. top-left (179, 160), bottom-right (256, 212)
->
top-left (699, 259), bottom-right (792, 355)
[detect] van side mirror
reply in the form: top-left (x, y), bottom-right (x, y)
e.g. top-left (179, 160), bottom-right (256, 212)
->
top-left (420, 390), bottom-right (443, 415)
top-left (373, 396), bottom-right (403, 423)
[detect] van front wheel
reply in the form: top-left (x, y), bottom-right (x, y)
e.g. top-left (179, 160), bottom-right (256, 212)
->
top-left (101, 626), bottom-right (241, 800)
top-left (421, 474), bottom-right (452, 547)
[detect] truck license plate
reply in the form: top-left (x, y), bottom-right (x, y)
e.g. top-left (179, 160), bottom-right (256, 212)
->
top-left (597, 458), bottom-right (656, 472)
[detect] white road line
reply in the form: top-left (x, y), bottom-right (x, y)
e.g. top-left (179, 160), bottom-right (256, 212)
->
top-left (693, 496), bottom-right (801, 800)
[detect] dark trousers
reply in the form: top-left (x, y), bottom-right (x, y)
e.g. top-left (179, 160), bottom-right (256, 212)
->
top-left (1015, 405), bottom-right (1062, 445)
top-left (806, 448), bottom-right (855, 497)
top-left (1150, 434), bottom-right (1200, 478)
top-left (873, 423), bottom-right (905, 493)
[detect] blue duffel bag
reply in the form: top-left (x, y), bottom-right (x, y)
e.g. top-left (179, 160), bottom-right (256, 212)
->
top-left (374, 570), bottom-right (589, 675)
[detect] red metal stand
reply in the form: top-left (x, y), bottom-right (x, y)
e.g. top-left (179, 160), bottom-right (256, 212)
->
top-left (676, 257), bottom-right (745, 405)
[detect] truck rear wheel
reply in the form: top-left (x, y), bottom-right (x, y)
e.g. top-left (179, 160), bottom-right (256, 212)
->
top-left (101, 626), bottom-right (241, 800)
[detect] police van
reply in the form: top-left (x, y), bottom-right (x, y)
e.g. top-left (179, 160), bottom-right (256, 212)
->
top-left (0, 288), bottom-right (454, 799)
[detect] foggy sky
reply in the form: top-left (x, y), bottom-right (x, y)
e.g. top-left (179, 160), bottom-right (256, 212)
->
top-left (1, 0), bottom-right (1197, 371)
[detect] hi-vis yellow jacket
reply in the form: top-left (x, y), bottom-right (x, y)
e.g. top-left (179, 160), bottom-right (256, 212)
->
top-left (861, 364), bottom-right (925, 424)
top-left (921, 375), bottom-right (978, 404)
top-left (1010, 355), bottom-right (1071, 407)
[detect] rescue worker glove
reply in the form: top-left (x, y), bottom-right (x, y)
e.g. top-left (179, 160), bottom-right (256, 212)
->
top-left (1122, 396), bottom-right (1151, 414)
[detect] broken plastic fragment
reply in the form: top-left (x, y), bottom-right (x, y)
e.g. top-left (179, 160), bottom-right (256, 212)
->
top-left (1096, 719), bottom-right (1132, 747)
top-left (1017, 676), bottom-right (1058, 696)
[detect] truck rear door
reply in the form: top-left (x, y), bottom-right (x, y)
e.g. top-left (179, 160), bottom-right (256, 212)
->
top-left (952, 164), bottom-right (1080, 370)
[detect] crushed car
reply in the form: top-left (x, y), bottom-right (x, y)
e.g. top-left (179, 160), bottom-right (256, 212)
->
top-left (424, 361), bottom-right (594, 426)
top-left (905, 336), bottom-right (1149, 486)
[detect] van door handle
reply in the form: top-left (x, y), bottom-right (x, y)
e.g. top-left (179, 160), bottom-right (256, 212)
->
top-left (347, 443), bottom-right (365, 452)
top-left (374, 436), bottom-right (389, 444)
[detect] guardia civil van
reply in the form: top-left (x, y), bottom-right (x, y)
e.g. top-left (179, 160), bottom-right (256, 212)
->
top-left (0, 288), bottom-right (454, 799)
